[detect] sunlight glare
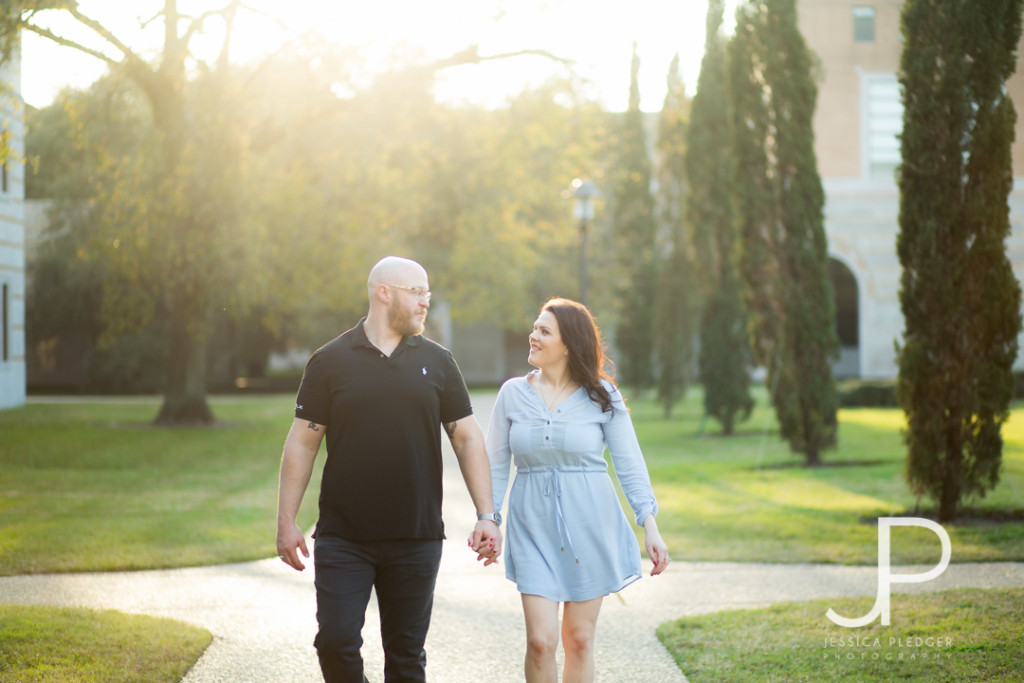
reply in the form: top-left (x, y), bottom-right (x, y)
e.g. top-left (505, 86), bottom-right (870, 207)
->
top-left (20, 1), bottom-right (735, 112)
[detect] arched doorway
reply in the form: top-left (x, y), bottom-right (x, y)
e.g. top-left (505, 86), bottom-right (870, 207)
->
top-left (828, 257), bottom-right (860, 377)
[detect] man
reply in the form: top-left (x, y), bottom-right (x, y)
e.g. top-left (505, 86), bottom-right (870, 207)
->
top-left (276, 256), bottom-right (502, 682)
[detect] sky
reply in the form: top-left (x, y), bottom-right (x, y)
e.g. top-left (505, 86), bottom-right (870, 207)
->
top-left (19, 0), bottom-right (738, 112)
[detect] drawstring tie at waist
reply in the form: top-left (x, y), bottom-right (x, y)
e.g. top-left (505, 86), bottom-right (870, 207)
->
top-left (516, 465), bottom-right (606, 564)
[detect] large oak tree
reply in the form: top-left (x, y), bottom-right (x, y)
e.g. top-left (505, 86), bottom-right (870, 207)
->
top-left (5, 2), bottom-right (573, 421)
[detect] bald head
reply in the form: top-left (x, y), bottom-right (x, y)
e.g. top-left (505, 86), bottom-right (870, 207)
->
top-left (367, 256), bottom-right (428, 299)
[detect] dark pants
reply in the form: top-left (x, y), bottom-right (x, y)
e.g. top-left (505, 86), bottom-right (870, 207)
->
top-left (313, 535), bottom-right (443, 683)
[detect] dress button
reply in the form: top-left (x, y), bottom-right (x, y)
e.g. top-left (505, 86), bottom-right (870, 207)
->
top-left (545, 436), bottom-right (549, 440)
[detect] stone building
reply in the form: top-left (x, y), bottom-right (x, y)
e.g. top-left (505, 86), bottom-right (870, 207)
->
top-left (805, 0), bottom-right (1024, 378)
top-left (0, 42), bottom-right (25, 410)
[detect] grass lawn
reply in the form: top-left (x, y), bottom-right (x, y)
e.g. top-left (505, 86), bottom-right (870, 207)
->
top-left (1, 389), bottom-right (1021, 574)
top-left (623, 387), bottom-right (1024, 565)
top-left (628, 387), bottom-right (1024, 682)
top-left (656, 587), bottom-right (1024, 682)
top-left (0, 396), bottom-right (294, 682)
top-left (0, 604), bottom-right (211, 682)
top-left (1, 389), bottom-right (1022, 682)
top-left (0, 395), bottom-right (318, 576)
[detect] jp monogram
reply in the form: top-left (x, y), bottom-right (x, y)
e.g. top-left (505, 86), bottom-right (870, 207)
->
top-left (826, 517), bottom-right (951, 627)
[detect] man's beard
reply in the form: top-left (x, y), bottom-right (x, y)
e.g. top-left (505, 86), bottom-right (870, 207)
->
top-left (388, 303), bottom-right (425, 337)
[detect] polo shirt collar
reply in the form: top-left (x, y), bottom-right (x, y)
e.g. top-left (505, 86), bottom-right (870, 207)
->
top-left (350, 317), bottom-right (421, 350)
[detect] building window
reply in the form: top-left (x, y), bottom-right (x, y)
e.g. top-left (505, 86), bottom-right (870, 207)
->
top-left (1, 129), bottom-right (7, 194)
top-left (864, 73), bottom-right (902, 180)
top-left (2, 283), bottom-right (8, 362)
top-left (854, 7), bottom-right (875, 43)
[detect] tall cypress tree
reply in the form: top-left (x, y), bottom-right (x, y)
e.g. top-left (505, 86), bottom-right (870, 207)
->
top-left (765, 0), bottom-right (838, 465)
top-left (897, 0), bottom-right (1023, 522)
top-left (655, 54), bottom-right (694, 417)
top-left (687, 0), bottom-right (753, 434)
top-left (731, 4), bottom-right (780, 372)
top-left (612, 44), bottom-right (658, 389)
top-left (732, 0), bottom-right (838, 463)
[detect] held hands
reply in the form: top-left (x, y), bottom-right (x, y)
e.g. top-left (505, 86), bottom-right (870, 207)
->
top-left (468, 520), bottom-right (502, 566)
top-left (644, 517), bottom-right (670, 576)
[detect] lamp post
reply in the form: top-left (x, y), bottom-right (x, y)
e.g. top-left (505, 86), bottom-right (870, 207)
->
top-left (566, 178), bottom-right (600, 306)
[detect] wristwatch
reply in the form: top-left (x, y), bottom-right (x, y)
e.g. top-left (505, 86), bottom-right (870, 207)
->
top-left (477, 512), bottom-right (502, 526)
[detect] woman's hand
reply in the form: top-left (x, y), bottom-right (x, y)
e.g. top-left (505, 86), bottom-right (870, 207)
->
top-left (643, 515), bottom-right (670, 576)
top-left (468, 521), bottom-right (502, 566)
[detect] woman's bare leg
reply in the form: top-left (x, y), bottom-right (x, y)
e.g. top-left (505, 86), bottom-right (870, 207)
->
top-left (561, 597), bottom-right (603, 683)
top-left (521, 594), bottom-right (561, 683)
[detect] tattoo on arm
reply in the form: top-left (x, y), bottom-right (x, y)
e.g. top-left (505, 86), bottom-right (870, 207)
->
top-left (307, 422), bottom-right (321, 432)
top-left (444, 421), bottom-right (458, 438)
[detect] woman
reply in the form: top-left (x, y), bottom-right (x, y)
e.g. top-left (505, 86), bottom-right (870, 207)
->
top-left (486, 297), bottom-right (669, 682)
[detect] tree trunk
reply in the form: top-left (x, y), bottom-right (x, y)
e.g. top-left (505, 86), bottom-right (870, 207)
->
top-left (722, 415), bottom-right (735, 436)
top-left (938, 480), bottom-right (959, 524)
top-left (156, 298), bottom-right (214, 425)
top-left (938, 428), bottom-right (963, 523)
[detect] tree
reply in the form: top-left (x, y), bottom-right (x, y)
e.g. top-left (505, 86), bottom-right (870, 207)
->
top-left (442, 84), bottom-right (611, 328)
top-left (1, 1), bottom-right (267, 423)
top-left (731, 1), bottom-right (780, 373)
top-left (686, 0), bottom-right (753, 434)
top-left (5, 2), bottom-right (571, 422)
top-left (764, 0), bottom-right (839, 465)
top-left (25, 79), bottom-right (170, 393)
top-left (731, 0), bottom-right (838, 463)
top-left (248, 60), bottom-right (610, 336)
top-left (896, 0), bottom-right (1023, 522)
top-left (654, 54), bottom-right (694, 417)
top-left (610, 43), bottom-right (658, 389)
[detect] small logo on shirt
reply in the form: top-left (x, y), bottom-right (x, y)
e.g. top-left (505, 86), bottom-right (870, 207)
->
top-left (296, 404), bottom-right (303, 411)
top-left (422, 367), bottom-right (428, 376)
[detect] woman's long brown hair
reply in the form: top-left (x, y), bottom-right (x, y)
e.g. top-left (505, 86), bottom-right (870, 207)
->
top-left (542, 298), bottom-right (618, 413)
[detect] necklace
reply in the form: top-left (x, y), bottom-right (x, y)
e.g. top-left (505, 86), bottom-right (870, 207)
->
top-left (541, 377), bottom-right (573, 411)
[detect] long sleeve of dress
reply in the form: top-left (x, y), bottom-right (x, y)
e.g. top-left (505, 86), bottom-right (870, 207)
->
top-left (486, 382), bottom-right (514, 516)
top-left (602, 387), bottom-right (659, 526)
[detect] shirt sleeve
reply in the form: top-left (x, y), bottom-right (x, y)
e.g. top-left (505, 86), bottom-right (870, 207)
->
top-left (485, 381), bottom-right (514, 515)
top-left (440, 350), bottom-right (474, 424)
top-left (294, 351), bottom-right (330, 426)
top-left (602, 382), bottom-right (659, 526)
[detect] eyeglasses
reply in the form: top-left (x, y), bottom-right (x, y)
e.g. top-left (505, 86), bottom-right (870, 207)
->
top-left (387, 283), bottom-right (432, 301)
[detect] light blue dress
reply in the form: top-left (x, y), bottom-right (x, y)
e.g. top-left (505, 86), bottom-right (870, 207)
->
top-left (486, 372), bottom-right (659, 602)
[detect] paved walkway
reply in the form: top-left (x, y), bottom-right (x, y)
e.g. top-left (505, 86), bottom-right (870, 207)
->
top-left (3, 544), bottom-right (1023, 682)
top-left (3, 396), bottom-right (1024, 681)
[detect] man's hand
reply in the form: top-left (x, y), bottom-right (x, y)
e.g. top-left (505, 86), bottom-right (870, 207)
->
top-left (276, 417), bottom-right (323, 572)
top-left (468, 520), bottom-right (502, 566)
top-left (277, 520), bottom-right (310, 571)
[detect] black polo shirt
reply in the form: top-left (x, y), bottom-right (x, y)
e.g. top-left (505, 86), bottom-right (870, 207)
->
top-left (294, 319), bottom-right (473, 541)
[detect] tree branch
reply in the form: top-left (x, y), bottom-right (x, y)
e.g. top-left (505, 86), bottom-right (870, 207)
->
top-left (477, 48), bottom-right (575, 67)
top-left (239, 28), bottom-right (330, 91)
top-left (21, 22), bottom-right (120, 67)
top-left (63, 3), bottom-right (144, 64)
top-left (216, 1), bottom-right (246, 73)
top-left (428, 45), bottom-right (574, 72)
top-left (236, 2), bottom-right (291, 32)
top-left (181, 0), bottom-right (243, 46)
